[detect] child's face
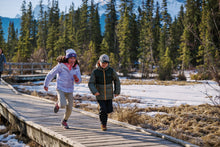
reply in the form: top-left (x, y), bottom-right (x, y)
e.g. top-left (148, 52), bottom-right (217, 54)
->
top-left (100, 62), bottom-right (108, 69)
top-left (68, 57), bottom-right (76, 65)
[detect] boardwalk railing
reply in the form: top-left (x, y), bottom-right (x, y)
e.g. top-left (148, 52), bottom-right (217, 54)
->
top-left (5, 62), bottom-right (52, 75)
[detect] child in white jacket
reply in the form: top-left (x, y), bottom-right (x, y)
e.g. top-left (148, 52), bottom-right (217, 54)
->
top-left (44, 49), bottom-right (81, 129)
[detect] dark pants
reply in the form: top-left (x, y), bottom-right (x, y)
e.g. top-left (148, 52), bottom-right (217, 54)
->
top-left (97, 100), bottom-right (113, 125)
top-left (0, 72), bottom-right (2, 80)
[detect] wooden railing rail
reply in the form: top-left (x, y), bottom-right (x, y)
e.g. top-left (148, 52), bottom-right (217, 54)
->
top-left (5, 62), bottom-right (52, 75)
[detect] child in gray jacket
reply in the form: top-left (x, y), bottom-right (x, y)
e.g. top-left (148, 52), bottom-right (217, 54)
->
top-left (44, 49), bottom-right (81, 129)
top-left (88, 54), bottom-right (120, 131)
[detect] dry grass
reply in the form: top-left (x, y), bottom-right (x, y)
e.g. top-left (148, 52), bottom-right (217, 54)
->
top-left (109, 104), bottom-right (220, 147)
top-left (120, 79), bottom-right (200, 85)
top-left (72, 76), bottom-right (200, 86)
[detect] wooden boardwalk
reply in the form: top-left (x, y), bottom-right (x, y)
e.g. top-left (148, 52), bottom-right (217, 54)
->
top-left (0, 80), bottom-right (196, 147)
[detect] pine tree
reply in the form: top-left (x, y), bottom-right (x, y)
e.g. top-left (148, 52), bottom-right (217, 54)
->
top-left (129, 10), bottom-right (139, 69)
top-left (54, 12), bottom-right (67, 56)
top-left (197, 0), bottom-right (207, 67)
top-left (117, 6), bottom-right (131, 76)
top-left (179, 0), bottom-right (202, 68)
top-left (89, 1), bottom-right (102, 53)
top-left (82, 41), bottom-right (97, 73)
top-left (109, 52), bottom-right (119, 70)
top-left (6, 22), bottom-right (18, 61)
top-left (14, 1), bottom-right (34, 62)
top-left (35, 0), bottom-right (47, 62)
top-left (157, 0), bottom-right (171, 59)
top-left (175, 5), bottom-right (185, 69)
top-left (46, 0), bottom-right (60, 64)
top-left (179, 29), bottom-right (191, 72)
top-left (100, 38), bottom-right (109, 54)
top-left (158, 47), bottom-right (173, 80)
top-left (0, 18), bottom-right (5, 49)
top-left (152, 1), bottom-right (161, 63)
top-left (67, 3), bottom-right (77, 48)
top-left (139, 0), bottom-right (155, 78)
top-left (19, 0), bottom-right (27, 40)
top-left (104, 0), bottom-right (117, 55)
top-left (77, 0), bottom-right (89, 55)
top-left (47, 25), bottom-right (57, 64)
top-left (169, 17), bottom-right (182, 68)
top-left (36, 0), bottom-right (45, 49)
top-left (198, 0), bottom-right (220, 83)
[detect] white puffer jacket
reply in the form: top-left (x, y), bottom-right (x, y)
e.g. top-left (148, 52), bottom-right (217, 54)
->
top-left (44, 63), bottom-right (81, 93)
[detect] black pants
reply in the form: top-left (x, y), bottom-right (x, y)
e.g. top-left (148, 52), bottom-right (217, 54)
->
top-left (97, 100), bottom-right (113, 125)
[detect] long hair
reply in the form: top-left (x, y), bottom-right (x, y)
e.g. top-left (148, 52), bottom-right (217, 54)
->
top-left (0, 48), bottom-right (3, 54)
top-left (56, 55), bottom-right (79, 67)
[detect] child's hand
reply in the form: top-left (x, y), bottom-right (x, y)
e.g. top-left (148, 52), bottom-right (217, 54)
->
top-left (114, 94), bottom-right (119, 97)
top-left (94, 92), bottom-right (100, 96)
top-left (73, 75), bottom-right (79, 82)
top-left (44, 86), bottom-right (48, 91)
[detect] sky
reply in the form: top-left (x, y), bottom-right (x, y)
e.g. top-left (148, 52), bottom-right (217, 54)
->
top-left (0, 0), bottom-right (82, 18)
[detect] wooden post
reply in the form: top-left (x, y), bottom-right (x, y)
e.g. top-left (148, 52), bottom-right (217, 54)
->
top-left (9, 64), bottom-right (12, 75)
top-left (41, 64), bottom-right (43, 73)
top-left (21, 64), bottom-right (23, 75)
top-left (31, 63), bottom-right (33, 75)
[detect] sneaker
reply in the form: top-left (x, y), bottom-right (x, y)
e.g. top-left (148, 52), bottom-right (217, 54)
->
top-left (101, 124), bottom-right (107, 131)
top-left (54, 103), bottom-right (59, 113)
top-left (61, 121), bottom-right (69, 129)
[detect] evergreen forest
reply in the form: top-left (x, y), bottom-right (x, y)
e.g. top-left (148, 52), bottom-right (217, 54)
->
top-left (0, 0), bottom-right (219, 81)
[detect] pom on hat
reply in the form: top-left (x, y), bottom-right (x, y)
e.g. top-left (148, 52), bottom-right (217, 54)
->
top-left (66, 49), bottom-right (77, 59)
top-left (99, 54), bottom-right (109, 63)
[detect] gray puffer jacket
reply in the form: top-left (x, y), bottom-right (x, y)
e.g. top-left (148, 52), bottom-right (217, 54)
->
top-left (88, 65), bottom-right (121, 100)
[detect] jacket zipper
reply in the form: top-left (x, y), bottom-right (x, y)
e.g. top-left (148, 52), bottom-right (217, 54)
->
top-left (103, 69), bottom-right (106, 100)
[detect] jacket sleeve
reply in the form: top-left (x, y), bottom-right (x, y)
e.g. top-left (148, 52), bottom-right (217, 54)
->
top-left (88, 70), bottom-right (98, 95)
top-left (44, 64), bottom-right (61, 88)
top-left (113, 69), bottom-right (121, 94)
top-left (74, 65), bottom-right (82, 84)
top-left (3, 54), bottom-right (6, 63)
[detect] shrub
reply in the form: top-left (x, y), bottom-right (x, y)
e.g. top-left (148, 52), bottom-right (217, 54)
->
top-left (158, 48), bottom-right (173, 80)
top-left (190, 73), bottom-right (211, 80)
top-left (177, 73), bottom-right (187, 81)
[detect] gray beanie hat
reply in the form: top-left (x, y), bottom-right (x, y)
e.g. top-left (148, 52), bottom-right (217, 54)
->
top-left (99, 54), bottom-right (109, 63)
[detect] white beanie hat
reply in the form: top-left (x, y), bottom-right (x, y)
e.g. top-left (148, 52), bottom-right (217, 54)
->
top-left (66, 49), bottom-right (77, 59)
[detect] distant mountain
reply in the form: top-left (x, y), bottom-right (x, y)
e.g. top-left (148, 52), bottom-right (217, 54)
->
top-left (33, 4), bottom-right (48, 20)
top-left (0, 16), bottom-right (21, 41)
top-left (97, 0), bottom-right (185, 18)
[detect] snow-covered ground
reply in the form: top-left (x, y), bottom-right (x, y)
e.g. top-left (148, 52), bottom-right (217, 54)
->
top-left (0, 125), bottom-right (28, 147)
top-left (13, 75), bottom-right (219, 108)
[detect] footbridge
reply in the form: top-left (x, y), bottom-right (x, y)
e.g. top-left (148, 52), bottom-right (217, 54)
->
top-left (0, 79), bottom-right (197, 147)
